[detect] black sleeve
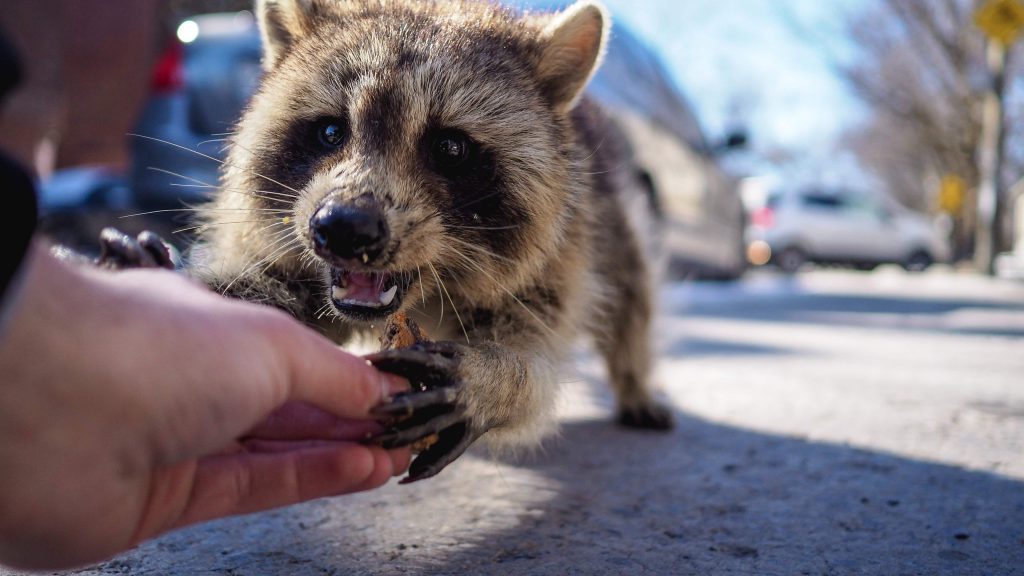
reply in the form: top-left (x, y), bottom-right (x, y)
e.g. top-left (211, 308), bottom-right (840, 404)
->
top-left (0, 151), bottom-right (38, 313)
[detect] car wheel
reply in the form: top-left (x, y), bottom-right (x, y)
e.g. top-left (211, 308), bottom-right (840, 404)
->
top-left (904, 250), bottom-right (933, 273)
top-left (776, 246), bottom-right (806, 274)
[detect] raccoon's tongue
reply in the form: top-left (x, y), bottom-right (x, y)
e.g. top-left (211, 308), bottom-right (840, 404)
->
top-left (332, 272), bottom-right (399, 307)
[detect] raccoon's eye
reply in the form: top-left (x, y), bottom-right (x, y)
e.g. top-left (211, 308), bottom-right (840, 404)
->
top-left (317, 120), bottom-right (347, 148)
top-left (429, 130), bottom-right (474, 173)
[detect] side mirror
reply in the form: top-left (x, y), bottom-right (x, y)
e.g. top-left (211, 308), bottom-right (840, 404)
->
top-left (713, 130), bottom-right (748, 154)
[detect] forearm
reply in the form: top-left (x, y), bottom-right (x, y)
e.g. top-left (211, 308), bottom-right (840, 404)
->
top-left (0, 242), bottom-right (149, 568)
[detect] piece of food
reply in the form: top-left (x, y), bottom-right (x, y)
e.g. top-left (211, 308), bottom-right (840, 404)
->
top-left (410, 434), bottom-right (440, 453)
top-left (379, 311), bottom-right (428, 350)
top-left (378, 312), bottom-right (439, 453)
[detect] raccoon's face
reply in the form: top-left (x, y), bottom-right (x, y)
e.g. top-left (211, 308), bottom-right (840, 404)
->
top-left (228, 0), bottom-right (606, 322)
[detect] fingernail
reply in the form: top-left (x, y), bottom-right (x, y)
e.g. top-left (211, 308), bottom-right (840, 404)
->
top-left (383, 373), bottom-right (409, 398)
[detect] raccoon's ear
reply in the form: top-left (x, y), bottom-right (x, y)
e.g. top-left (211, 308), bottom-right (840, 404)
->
top-left (256, 0), bottom-right (328, 69)
top-left (536, 1), bottom-right (609, 113)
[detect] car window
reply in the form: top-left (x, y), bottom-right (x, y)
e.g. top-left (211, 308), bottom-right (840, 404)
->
top-left (800, 194), bottom-right (846, 211)
top-left (185, 37), bottom-right (262, 135)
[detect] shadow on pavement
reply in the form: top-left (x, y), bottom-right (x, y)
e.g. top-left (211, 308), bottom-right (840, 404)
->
top-left (412, 415), bottom-right (1024, 576)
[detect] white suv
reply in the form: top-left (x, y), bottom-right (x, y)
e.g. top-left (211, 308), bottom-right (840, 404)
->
top-left (746, 189), bottom-right (950, 273)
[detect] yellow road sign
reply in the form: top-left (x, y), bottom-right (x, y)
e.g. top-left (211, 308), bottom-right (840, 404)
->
top-left (939, 174), bottom-right (966, 215)
top-left (975, 0), bottom-right (1024, 45)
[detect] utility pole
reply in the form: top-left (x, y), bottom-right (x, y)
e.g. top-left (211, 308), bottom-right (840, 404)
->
top-left (973, 0), bottom-right (1023, 275)
top-left (974, 40), bottom-right (1008, 275)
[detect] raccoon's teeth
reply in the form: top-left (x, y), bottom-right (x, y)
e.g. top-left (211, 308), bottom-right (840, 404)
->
top-left (332, 285), bottom-right (350, 301)
top-left (379, 285), bottom-right (398, 306)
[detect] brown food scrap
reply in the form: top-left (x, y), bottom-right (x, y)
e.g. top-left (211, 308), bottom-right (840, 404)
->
top-left (410, 434), bottom-right (440, 453)
top-left (379, 311), bottom-right (429, 350)
top-left (379, 312), bottom-right (438, 453)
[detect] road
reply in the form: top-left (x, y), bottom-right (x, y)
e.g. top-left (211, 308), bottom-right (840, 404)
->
top-left (8, 267), bottom-right (1024, 576)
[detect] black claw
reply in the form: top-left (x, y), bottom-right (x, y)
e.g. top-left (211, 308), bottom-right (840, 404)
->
top-left (366, 348), bottom-right (460, 388)
top-left (137, 231), bottom-right (175, 269)
top-left (413, 340), bottom-right (463, 356)
top-left (371, 387), bottom-right (460, 420)
top-left (371, 411), bottom-right (465, 449)
top-left (402, 422), bottom-right (481, 484)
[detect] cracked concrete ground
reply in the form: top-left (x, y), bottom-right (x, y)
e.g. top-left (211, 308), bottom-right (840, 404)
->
top-left (6, 267), bottom-right (1024, 575)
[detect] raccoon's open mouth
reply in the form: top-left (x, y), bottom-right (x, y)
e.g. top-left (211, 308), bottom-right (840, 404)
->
top-left (329, 268), bottom-right (411, 320)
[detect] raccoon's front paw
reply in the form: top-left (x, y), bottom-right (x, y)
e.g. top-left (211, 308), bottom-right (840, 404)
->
top-left (365, 341), bottom-right (487, 484)
top-left (618, 402), bottom-right (675, 431)
top-left (96, 228), bottom-right (176, 270)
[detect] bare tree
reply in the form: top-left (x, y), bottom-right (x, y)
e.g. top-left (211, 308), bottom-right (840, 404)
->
top-left (830, 0), bottom-right (1021, 259)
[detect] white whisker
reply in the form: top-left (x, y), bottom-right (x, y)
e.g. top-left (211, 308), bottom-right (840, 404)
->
top-left (222, 234), bottom-right (301, 294)
top-left (121, 207), bottom-right (290, 219)
top-left (315, 301), bottom-right (334, 321)
top-left (172, 219), bottom-right (287, 235)
top-left (580, 133), bottom-right (608, 163)
top-left (447, 236), bottom-right (516, 265)
top-left (426, 262), bottom-right (446, 331)
top-left (147, 167), bottom-right (297, 202)
top-left (170, 183), bottom-right (297, 203)
top-left (416, 264), bottom-right (427, 306)
top-left (447, 224), bottom-right (521, 232)
top-left (451, 190), bottom-right (504, 213)
top-left (145, 167), bottom-right (217, 188)
top-left (195, 137), bottom-right (231, 149)
top-left (130, 133), bottom-right (304, 197)
top-left (442, 245), bottom-right (558, 338)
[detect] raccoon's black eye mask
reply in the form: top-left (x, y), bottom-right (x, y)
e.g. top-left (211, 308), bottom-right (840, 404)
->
top-left (421, 126), bottom-right (496, 194)
top-left (425, 126), bottom-right (495, 179)
top-left (318, 119), bottom-right (347, 148)
top-left (428, 128), bottom-right (476, 176)
top-left (306, 116), bottom-right (349, 150)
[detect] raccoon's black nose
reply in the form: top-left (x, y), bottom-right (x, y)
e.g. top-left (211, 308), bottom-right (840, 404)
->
top-left (310, 197), bottom-right (390, 264)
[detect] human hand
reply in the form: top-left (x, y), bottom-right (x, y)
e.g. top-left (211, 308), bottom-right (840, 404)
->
top-left (0, 242), bottom-right (411, 570)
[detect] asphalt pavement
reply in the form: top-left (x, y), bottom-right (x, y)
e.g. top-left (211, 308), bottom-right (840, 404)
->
top-left (7, 266), bottom-right (1024, 576)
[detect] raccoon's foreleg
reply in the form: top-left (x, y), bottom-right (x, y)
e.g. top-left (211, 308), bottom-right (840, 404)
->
top-left (594, 234), bottom-right (674, 431)
top-left (192, 266), bottom-right (324, 324)
top-left (596, 291), bottom-right (673, 430)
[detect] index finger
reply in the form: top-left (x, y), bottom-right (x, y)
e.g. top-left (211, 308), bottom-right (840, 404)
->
top-left (275, 318), bottom-right (408, 419)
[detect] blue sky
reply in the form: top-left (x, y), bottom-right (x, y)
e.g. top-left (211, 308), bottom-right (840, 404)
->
top-left (592, 0), bottom-right (871, 179)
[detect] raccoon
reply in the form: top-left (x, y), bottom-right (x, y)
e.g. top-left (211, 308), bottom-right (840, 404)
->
top-left (171, 0), bottom-right (674, 483)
